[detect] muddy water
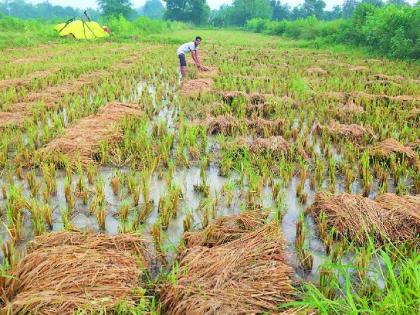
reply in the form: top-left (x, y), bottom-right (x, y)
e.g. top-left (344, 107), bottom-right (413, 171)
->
top-left (0, 73), bottom-right (393, 287)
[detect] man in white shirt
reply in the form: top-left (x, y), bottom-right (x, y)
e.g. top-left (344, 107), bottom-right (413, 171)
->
top-left (177, 36), bottom-right (203, 78)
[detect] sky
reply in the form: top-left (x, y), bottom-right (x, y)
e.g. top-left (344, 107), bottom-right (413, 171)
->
top-left (28, 0), bottom-right (417, 11)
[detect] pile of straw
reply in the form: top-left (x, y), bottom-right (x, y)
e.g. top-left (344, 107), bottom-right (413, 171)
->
top-left (184, 210), bottom-right (268, 248)
top-left (160, 214), bottom-right (296, 314)
top-left (38, 103), bottom-right (142, 164)
top-left (0, 69), bottom-right (56, 91)
top-left (248, 117), bottom-right (285, 136)
top-left (181, 78), bottom-right (213, 97)
top-left (305, 67), bottom-right (327, 75)
top-left (204, 114), bottom-right (241, 135)
top-left (370, 138), bottom-right (418, 166)
top-left (375, 193), bottom-right (420, 242)
top-left (197, 66), bottom-right (219, 79)
top-left (0, 232), bottom-right (151, 314)
top-left (0, 112), bottom-right (27, 129)
top-left (237, 136), bottom-right (291, 156)
top-left (315, 121), bottom-right (375, 143)
top-left (221, 91), bottom-right (245, 104)
top-left (307, 192), bottom-right (420, 245)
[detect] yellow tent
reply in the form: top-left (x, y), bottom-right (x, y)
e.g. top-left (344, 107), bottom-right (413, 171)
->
top-left (54, 20), bottom-right (109, 39)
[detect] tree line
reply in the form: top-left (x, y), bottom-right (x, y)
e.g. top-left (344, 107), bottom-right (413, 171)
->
top-left (0, 0), bottom-right (414, 25)
top-left (0, 0), bottom-right (165, 20)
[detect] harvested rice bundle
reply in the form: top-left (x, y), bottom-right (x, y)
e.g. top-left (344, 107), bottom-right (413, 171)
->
top-left (339, 101), bottom-right (364, 115)
top-left (305, 67), bottom-right (327, 75)
top-left (406, 107), bottom-right (420, 120)
top-left (249, 92), bottom-right (266, 105)
top-left (247, 117), bottom-right (285, 136)
top-left (197, 66), bottom-right (219, 79)
top-left (306, 192), bottom-right (387, 245)
top-left (184, 210), bottom-right (268, 247)
top-left (237, 136), bottom-right (291, 156)
top-left (315, 121), bottom-right (375, 143)
top-left (221, 90), bottom-right (247, 104)
top-left (0, 232), bottom-right (151, 315)
top-left (37, 102), bottom-right (142, 165)
top-left (307, 192), bottom-right (420, 245)
top-left (370, 138), bottom-right (418, 166)
top-left (204, 114), bottom-right (242, 135)
top-left (181, 78), bottom-right (213, 97)
top-left (349, 65), bottom-right (369, 72)
top-left (375, 193), bottom-right (420, 243)
top-left (0, 112), bottom-right (27, 129)
top-left (160, 222), bottom-right (296, 315)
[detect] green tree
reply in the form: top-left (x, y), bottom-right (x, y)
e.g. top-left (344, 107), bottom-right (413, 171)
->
top-left (97, 0), bottom-right (133, 18)
top-left (301, 0), bottom-right (326, 18)
top-left (230, 0), bottom-right (273, 25)
top-left (164, 0), bottom-right (210, 25)
top-left (142, 0), bottom-right (165, 19)
top-left (342, 0), bottom-right (357, 18)
top-left (271, 0), bottom-right (291, 20)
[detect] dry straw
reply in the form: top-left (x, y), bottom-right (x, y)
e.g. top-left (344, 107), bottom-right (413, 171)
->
top-left (37, 102), bottom-right (142, 165)
top-left (181, 78), bottom-right (213, 97)
top-left (307, 192), bottom-right (420, 245)
top-left (315, 121), bottom-right (375, 143)
top-left (160, 212), bottom-right (297, 314)
top-left (370, 138), bottom-right (418, 166)
top-left (236, 136), bottom-right (291, 156)
top-left (0, 232), bottom-right (151, 314)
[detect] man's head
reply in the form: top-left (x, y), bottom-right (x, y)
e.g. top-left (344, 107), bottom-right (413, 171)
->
top-left (194, 36), bottom-right (202, 46)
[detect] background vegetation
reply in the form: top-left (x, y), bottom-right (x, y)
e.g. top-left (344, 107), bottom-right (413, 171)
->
top-left (0, 0), bottom-right (418, 59)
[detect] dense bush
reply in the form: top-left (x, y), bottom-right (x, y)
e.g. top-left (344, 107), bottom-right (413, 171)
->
top-left (246, 4), bottom-right (419, 59)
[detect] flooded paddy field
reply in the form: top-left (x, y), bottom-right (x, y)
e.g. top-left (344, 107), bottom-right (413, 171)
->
top-left (0, 30), bottom-right (418, 314)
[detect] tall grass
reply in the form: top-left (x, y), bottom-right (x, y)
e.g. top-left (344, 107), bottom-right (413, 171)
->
top-left (246, 4), bottom-right (420, 59)
top-left (0, 14), bottom-right (186, 49)
top-left (285, 245), bottom-right (420, 314)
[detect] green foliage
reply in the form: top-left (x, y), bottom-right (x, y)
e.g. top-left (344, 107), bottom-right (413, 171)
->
top-left (0, 0), bottom-right (100, 20)
top-left (140, 0), bottom-right (165, 19)
top-left (246, 3), bottom-right (420, 59)
top-left (286, 246), bottom-right (420, 314)
top-left (164, 0), bottom-right (210, 25)
top-left (97, 0), bottom-right (134, 18)
top-left (104, 15), bottom-right (185, 39)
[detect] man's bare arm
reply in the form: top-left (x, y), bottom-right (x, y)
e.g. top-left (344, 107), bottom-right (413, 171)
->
top-left (192, 51), bottom-right (202, 69)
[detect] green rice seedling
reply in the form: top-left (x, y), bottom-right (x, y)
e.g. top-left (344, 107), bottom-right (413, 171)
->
top-left (111, 176), bottom-right (121, 196)
top-left (152, 220), bottom-right (162, 253)
top-left (1, 185), bottom-right (7, 200)
top-left (330, 240), bottom-right (346, 263)
top-left (328, 156), bottom-right (336, 193)
top-left (318, 267), bottom-right (336, 300)
top-left (355, 242), bottom-right (374, 278)
top-left (272, 181), bottom-right (281, 201)
top-left (96, 207), bottom-right (106, 231)
top-left (132, 185), bottom-right (140, 206)
top-left (318, 210), bottom-right (328, 241)
top-left (1, 240), bottom-right (16, 269)
top-left (295, 213), bottom-right (305, 251)
top-left (296, 179), bottom-right (307, 204)
top-left (221, 180), bottom-right (235, 207)
top-left (119, 199), bottom-right (130, 222)
top-left (60, 207), bottom-right (74, 231)
top-left (16, 165), bottom-right (24, 181)
top-left (86, 163), bottom-right (98, 185)
top-left (183, 210), bottom-right (193, 232)
top-left (42, 204), bottom-right (53, 230)
top-left (360, 151), bottom-right (372, 197)
top-left (26, 170), bottom-right (37, 191)
top-left (344, 166), bottom-right (355, 193)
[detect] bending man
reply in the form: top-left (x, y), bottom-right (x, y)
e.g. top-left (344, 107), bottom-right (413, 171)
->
top-left (177, 36), bottom-right (203, 78)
